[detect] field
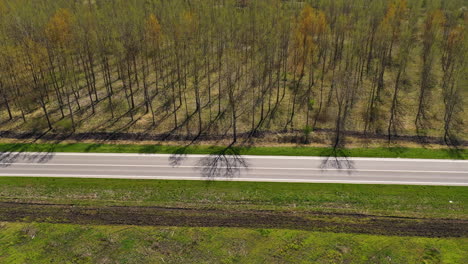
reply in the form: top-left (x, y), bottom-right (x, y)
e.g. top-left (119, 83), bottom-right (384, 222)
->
top-left (1, 177), bottom-right (466, 221)
top-left (1, 223), bottom-right (467, 264)
top-left (0, 177), bottom-right (467, 263)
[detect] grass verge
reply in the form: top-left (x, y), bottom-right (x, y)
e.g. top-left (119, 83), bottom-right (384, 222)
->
top-left (1, 178), bottom-right (466, 261)
top-left (0, 222), bottom-right (467, 264)
top-left (0, 177), bottom-right (466, 219)
top-left (0, 142), bottom-right (466, 159)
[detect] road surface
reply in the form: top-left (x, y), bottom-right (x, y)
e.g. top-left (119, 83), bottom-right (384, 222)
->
top-left (0, 152), bottom-right (467, 186)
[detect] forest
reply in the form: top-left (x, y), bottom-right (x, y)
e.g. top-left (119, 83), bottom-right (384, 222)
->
top-left (0, 0), bottom-right (466, 148)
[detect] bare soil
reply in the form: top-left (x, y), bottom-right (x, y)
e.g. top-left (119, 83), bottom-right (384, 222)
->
top-left (0, 202), bottom-right (466, 238)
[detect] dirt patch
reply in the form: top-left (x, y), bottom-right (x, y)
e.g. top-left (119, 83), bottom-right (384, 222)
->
top-left (0, 202), bottom-right (466, 238)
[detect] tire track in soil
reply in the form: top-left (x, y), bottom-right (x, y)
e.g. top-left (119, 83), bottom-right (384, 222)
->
top-left (0, 202), bottom-right (466, 238)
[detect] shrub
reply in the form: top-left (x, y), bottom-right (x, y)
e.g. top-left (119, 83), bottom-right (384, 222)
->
top-left (302, 125), bottom-right (313, 144)
top-left (28, 118), bottom-right (48, 132)
top-left (54, 118), bottom-right (73, 133)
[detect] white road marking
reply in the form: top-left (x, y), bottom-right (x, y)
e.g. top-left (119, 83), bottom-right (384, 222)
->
top-left (2, 152), bottom-right (467, 162)
top-left (1, 162), bottom-right (467, 174)
top-left (0, 168), bottom-right (466, 179)
top-left (0, 173), bottom-right (467, 186)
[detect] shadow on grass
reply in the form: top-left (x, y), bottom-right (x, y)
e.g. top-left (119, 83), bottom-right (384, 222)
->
top-left (387, 146), bottom-right (410, 156)
top-left (443, 147), bottom-right (465, 160)
top-left (385, 145), bottom-right (465, 159)
top-left (137, 144), bottom-right (169, 154)
top-left (81, 143), bottom-right (104, 153)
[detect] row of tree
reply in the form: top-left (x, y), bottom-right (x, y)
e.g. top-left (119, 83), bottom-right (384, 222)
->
top-left (0, 0), bottom-right (466, 147)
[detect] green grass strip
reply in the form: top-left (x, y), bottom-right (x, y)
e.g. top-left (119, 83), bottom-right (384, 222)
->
top-left (0, 142), bottom-right (465, 159)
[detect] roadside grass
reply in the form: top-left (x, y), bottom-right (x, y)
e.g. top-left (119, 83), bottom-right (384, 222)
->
top-left (1, 178), bottom-right (466, 262)
top-left (0, 142), bottom-right (466, 159)
top-left (0, 177), bottom-right (466, 219)
top-left (0, 222), bottom-right (466, 264)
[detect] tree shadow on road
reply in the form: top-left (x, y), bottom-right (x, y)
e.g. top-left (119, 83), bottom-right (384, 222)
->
top-left (319, 148), bottom-right (355, 175)
top-left (0, 141), bottom-right (57, 168)
top-left (169, 140), bottom-right (250, 180)
top-left (196, 143), bottom-right (249, 180)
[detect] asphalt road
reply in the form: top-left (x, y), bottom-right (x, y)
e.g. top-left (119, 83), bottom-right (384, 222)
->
top-left (0, 152), bottom-right (467, 186)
